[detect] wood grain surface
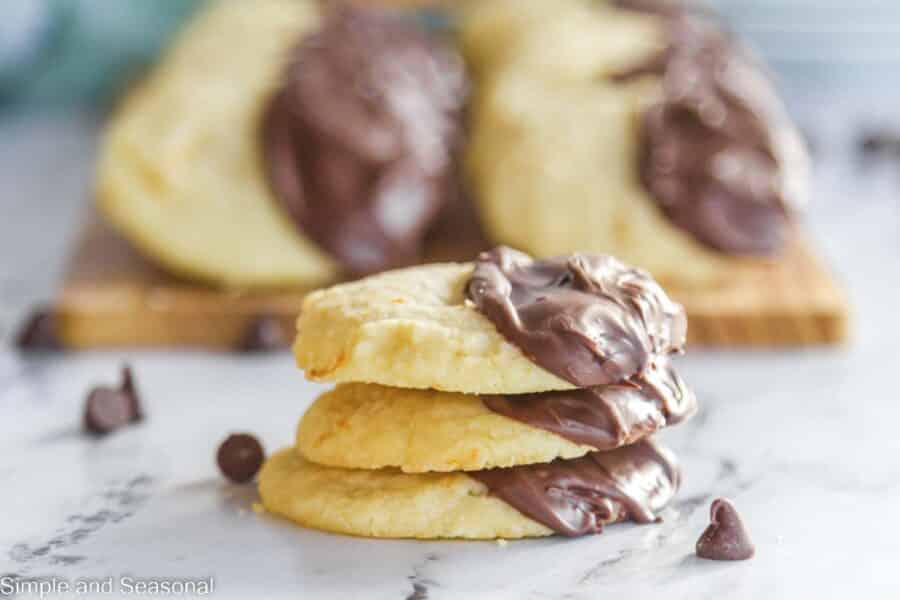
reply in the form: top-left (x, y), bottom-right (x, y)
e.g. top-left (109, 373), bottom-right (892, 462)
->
top-left (48, 0), bottom-right (848, 350)
top-left (53, 217), bottom-right (848, 349)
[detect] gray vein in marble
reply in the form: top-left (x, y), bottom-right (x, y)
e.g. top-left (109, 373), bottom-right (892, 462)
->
top-left (405, 582), bottom-right (428, 600)
top-left (576, 455), bottom-right (758, 587)
top-left (7, 476), bottom-right (154, 575)
top-left (405, 552), bottom-right (439, 600)
top-left (769, 459), bottom-right (900, 495)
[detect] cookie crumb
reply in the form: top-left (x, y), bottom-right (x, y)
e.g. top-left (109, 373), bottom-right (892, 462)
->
top-left (252, 502), bottom-right (265, 514)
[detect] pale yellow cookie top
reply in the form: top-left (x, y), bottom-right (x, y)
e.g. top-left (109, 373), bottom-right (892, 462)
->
top-left (461, 0), bottom-right (667, 81)
top-left (97, 0), bottom-right (338, 287)
top-left (258, 448), bottom-right (551, 539)
top-left (293, 262), bottom-right (575, 394)
top-left (297, 383), bottom-right (592, 473)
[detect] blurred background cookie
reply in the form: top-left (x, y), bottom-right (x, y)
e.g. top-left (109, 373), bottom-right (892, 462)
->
top-left (462, 0), bottom-right (809, 287)
top-left (98, 0), bottom-right (466, 287)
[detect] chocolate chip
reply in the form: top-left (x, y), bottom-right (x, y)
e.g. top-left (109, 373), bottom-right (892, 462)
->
top-left (217, 434), bottom-right (265, 484)
top-left (696, 498), bottom-right (755, 561)
top-left (84, 366), bottom-right (143, 435)
top-left (236, 315), bottom-right (289, 352)
top-left (859, 129), bottom-right (900, 157)
top-left (15, 308), bottom-right (63, 351)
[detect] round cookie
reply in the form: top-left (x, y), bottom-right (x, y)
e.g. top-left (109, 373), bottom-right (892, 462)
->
top-left (97, 0), bottom-right (338, 287)
top-left (466, 72), bottom-right (728, 287)
top-left (293, 262), bottom-right (574, 394)
top-left (258, 448), bottom-right (552, 539)
top-left (463, 0), bottom-right (727, 286)
top-left (462, 0), bottom-right (807, 287)
top-left (297, 383), bottom-right (592, 473)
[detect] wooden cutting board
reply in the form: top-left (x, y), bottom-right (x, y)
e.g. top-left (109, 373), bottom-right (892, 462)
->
top-left (25, 0), bottom-right (846, 350)
top-left (47, 216), bottom-right (848, 350)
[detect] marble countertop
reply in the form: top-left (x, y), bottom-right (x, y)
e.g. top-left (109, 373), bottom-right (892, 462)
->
top-left (2, 72), bottom-right (900, 599)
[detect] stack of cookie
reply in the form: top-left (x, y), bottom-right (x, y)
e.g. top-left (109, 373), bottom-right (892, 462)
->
top-left (259, 247), bottom-right (697, 539)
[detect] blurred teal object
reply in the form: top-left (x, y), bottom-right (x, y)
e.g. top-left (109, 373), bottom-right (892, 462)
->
top-left (0, 0), bottom-right (206, 108)
top-left (0, 1), bottom-right (60, 95)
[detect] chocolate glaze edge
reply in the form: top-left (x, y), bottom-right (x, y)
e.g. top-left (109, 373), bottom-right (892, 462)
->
top-left (483, 355), bottom-right (696, 450)
top-left (465, 246), bottom-right (687, 388)
top-left (469, 439), bottom-right (680, 537)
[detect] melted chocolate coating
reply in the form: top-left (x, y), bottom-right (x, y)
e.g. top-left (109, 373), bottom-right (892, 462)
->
top-left (261, 7), bottom-right (467, 275)
top-left (696, 497), bottom-right (755, 560)
top-left (470, 439), bottom-right (680, 537)
top-left (484, 356), bottom-right (695, 450)
top-left (466, 247), bottom-right (686, 388)
top-left (613, 2), bottom-right (806, 255)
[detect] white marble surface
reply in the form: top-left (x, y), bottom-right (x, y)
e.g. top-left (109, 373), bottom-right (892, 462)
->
top-left (2, 73), bottom-right (900, 598)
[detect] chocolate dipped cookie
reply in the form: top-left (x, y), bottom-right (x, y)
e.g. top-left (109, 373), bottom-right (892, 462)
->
top-left (462, 0), bottom-right (809, 287)
top-left (97, 0), bottom-right (465, 286)
top-left (260, 439), bottom-right (680, 539)
top-left (261, 248), bottom-right (697, 539)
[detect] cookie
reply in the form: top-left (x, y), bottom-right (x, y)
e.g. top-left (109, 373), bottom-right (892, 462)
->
top-left (293, 262), bottom-right (574, 394)
top-left (296, 383), bottom-right (592, 473)
top-left (258, 448), bottom-right (552, 539)
top-left (97, 0), bottom-right (338, 287)
top-left (465, 60), bottom-right (726, 287)
top-left (297, 374), bottom-right (695, 473)
top-left (462, 0), bottom-right (807, 287)
top-left (261, 438), bottom-right (680, 539)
